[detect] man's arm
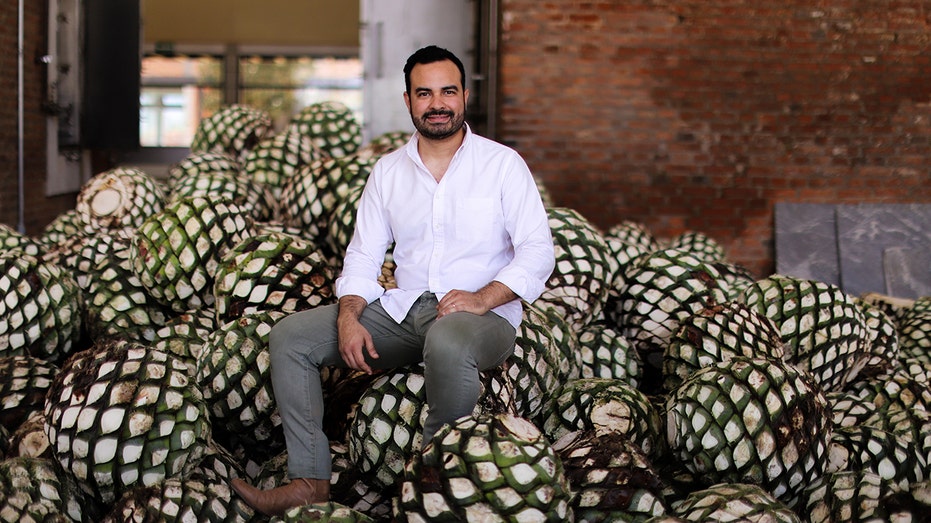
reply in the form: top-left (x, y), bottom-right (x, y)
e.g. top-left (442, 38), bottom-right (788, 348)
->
top-left (436, 281), bottom-right (518, 318)
top-left (488, 155), bottom-right (555, 306)
top-left (334, 165), bottom-right (393, 306)
top-left (337, 295), bottom-right (379, 374)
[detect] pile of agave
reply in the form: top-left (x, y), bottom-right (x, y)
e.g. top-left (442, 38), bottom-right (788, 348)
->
top-left (0, 100), bottom-right (930, 522)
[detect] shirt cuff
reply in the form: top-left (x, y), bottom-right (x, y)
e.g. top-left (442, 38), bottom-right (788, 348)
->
top-left (334, 275), bottom-right (386, 304)
top-left (494, 265), bottom-right (548, 303)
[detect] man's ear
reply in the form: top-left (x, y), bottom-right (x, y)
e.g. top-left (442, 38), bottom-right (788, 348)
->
top-left (403, 91), bottom-right (411, 111)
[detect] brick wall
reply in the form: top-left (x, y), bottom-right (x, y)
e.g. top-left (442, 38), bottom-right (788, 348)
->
top-left (0, 3), bottom-right (75, 236)
top-left (498, 0), bottom-right (931, 277)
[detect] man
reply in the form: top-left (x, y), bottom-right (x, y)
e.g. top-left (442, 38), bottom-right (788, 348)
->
top-left (232, 45), bottom-right (555, 516)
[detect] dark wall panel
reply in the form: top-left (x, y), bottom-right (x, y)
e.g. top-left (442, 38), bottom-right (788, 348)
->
top-left (83, 0), bottom-right (140, 149)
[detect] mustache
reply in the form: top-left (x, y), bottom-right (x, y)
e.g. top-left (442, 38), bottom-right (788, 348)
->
top-left (422, 110), bottom-right (454, 118)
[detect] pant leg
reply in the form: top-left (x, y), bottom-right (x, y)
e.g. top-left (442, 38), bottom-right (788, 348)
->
top-left (421, 311), bottom-right (517, 442)
top-left (269, 300), bottom-right (425, 480)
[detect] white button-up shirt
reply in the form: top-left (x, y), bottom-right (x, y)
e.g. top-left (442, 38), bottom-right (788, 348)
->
top-left (334, 125), bottom-right (555, 328)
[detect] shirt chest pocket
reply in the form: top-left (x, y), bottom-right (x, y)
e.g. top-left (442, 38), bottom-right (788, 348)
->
top-left (454, 197), bottom-right (498, 241)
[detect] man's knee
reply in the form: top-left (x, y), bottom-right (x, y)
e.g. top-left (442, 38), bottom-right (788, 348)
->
top-left (423, 316), bottom-right (485, 368)
top-left (424, 314), bottom-right (516, 370)
top-left (269, 313), bottom-right (299, 348)
top-left (270, 311), bottom-right (312, 348)
top-left (269, 306), bottom-right (338, 363)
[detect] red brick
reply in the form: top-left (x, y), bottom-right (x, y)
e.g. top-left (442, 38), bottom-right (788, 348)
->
top-left (500, 0), bottom-right (931, 277)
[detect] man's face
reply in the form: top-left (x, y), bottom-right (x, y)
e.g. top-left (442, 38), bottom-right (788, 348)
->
top-left (404, 60), bottom-right (469, 141)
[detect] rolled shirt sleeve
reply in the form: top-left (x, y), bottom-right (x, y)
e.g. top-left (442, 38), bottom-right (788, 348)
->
top-left (495, 193), bottom-right (556, 303)
top-left (493, 167), bottom-right (555, 304)
top-left (334, 274), bottom-right (386, 304)
top-left (334, 169), bottom-right (392, 305)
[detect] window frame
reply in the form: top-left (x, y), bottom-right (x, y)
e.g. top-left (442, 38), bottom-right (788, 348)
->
top-left (118, 43), bottom-right (360, 175)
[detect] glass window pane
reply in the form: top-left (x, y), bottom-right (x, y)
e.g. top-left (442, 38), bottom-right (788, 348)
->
top-left (140, 92), bottom-right (158, 106)
top-left (140, 53), bottom-right (362, 146)
top-left (162, 92), bottom-right (186, 107)
top-left (240, 55), bottom-right (362, 131)
top-left (140, 107), bottom-right (160, 145)
top-left (159, 108), bottom-right (189, 147)
top-left (188, 86), bottom-right (223, 123)
top-left (142, 55), bottom-right (222, 87)
top-left (140, 55), bottom-right (223, 147)
top-left (240, 59), bottom-right (309, 89)
top-left (240, 88), bottom-right (298, 130)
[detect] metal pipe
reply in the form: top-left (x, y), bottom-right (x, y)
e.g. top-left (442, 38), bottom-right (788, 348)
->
top-left (17, 0), bottom-right (26, 233)
top-left (483, 0), bottom-right (499, 139)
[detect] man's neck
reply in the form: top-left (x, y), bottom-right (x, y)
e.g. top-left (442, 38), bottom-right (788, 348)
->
top-left (417, 127), bottom-right (466, 182)
top-left (417, 127), bottom-right (466, 161)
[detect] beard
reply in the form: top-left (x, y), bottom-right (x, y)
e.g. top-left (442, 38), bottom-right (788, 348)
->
top-left (411, 109), bottom-right (466, 140)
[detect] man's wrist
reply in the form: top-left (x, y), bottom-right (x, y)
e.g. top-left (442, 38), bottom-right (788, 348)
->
top-left (338, 295), bottom-right (367, 324)
top-left (476, 281), bottom-right (518, 311)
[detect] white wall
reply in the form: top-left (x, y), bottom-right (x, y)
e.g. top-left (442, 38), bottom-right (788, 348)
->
top-left (360, 0), bottom-right (475, 142)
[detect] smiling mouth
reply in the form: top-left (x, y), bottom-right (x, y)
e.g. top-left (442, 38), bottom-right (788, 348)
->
top-left (425, 112), bottom-right (452, 123)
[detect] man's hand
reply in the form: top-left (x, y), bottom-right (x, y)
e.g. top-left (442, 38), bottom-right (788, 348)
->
top-left (337, 295), bottom-right (379, 374)
top-left (437, 281), bottom-right (518, 318)
top-left (437, 289), bottom-right (487, 317)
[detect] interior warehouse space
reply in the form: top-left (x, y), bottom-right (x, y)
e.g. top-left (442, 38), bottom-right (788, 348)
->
top-left (0, 0), bottom-right (929, 521)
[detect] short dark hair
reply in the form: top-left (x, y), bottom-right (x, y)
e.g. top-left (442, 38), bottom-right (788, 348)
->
top-left (403, 45), bottom-right (466, 94)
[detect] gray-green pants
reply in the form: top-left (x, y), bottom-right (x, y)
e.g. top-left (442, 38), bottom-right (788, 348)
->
top-left (269, 292), bottom-right (517, 480)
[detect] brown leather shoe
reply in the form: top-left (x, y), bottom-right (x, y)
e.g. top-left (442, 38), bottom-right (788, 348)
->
top-left (231, 477), bottom-right (330, 516)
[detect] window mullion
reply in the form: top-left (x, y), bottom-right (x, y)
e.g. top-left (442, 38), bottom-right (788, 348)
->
top-left (224, 44), bottom-right (240, 105)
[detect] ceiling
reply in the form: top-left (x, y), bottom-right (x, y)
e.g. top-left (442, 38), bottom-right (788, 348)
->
top-left (143, 0), bottom-right (359, 49)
